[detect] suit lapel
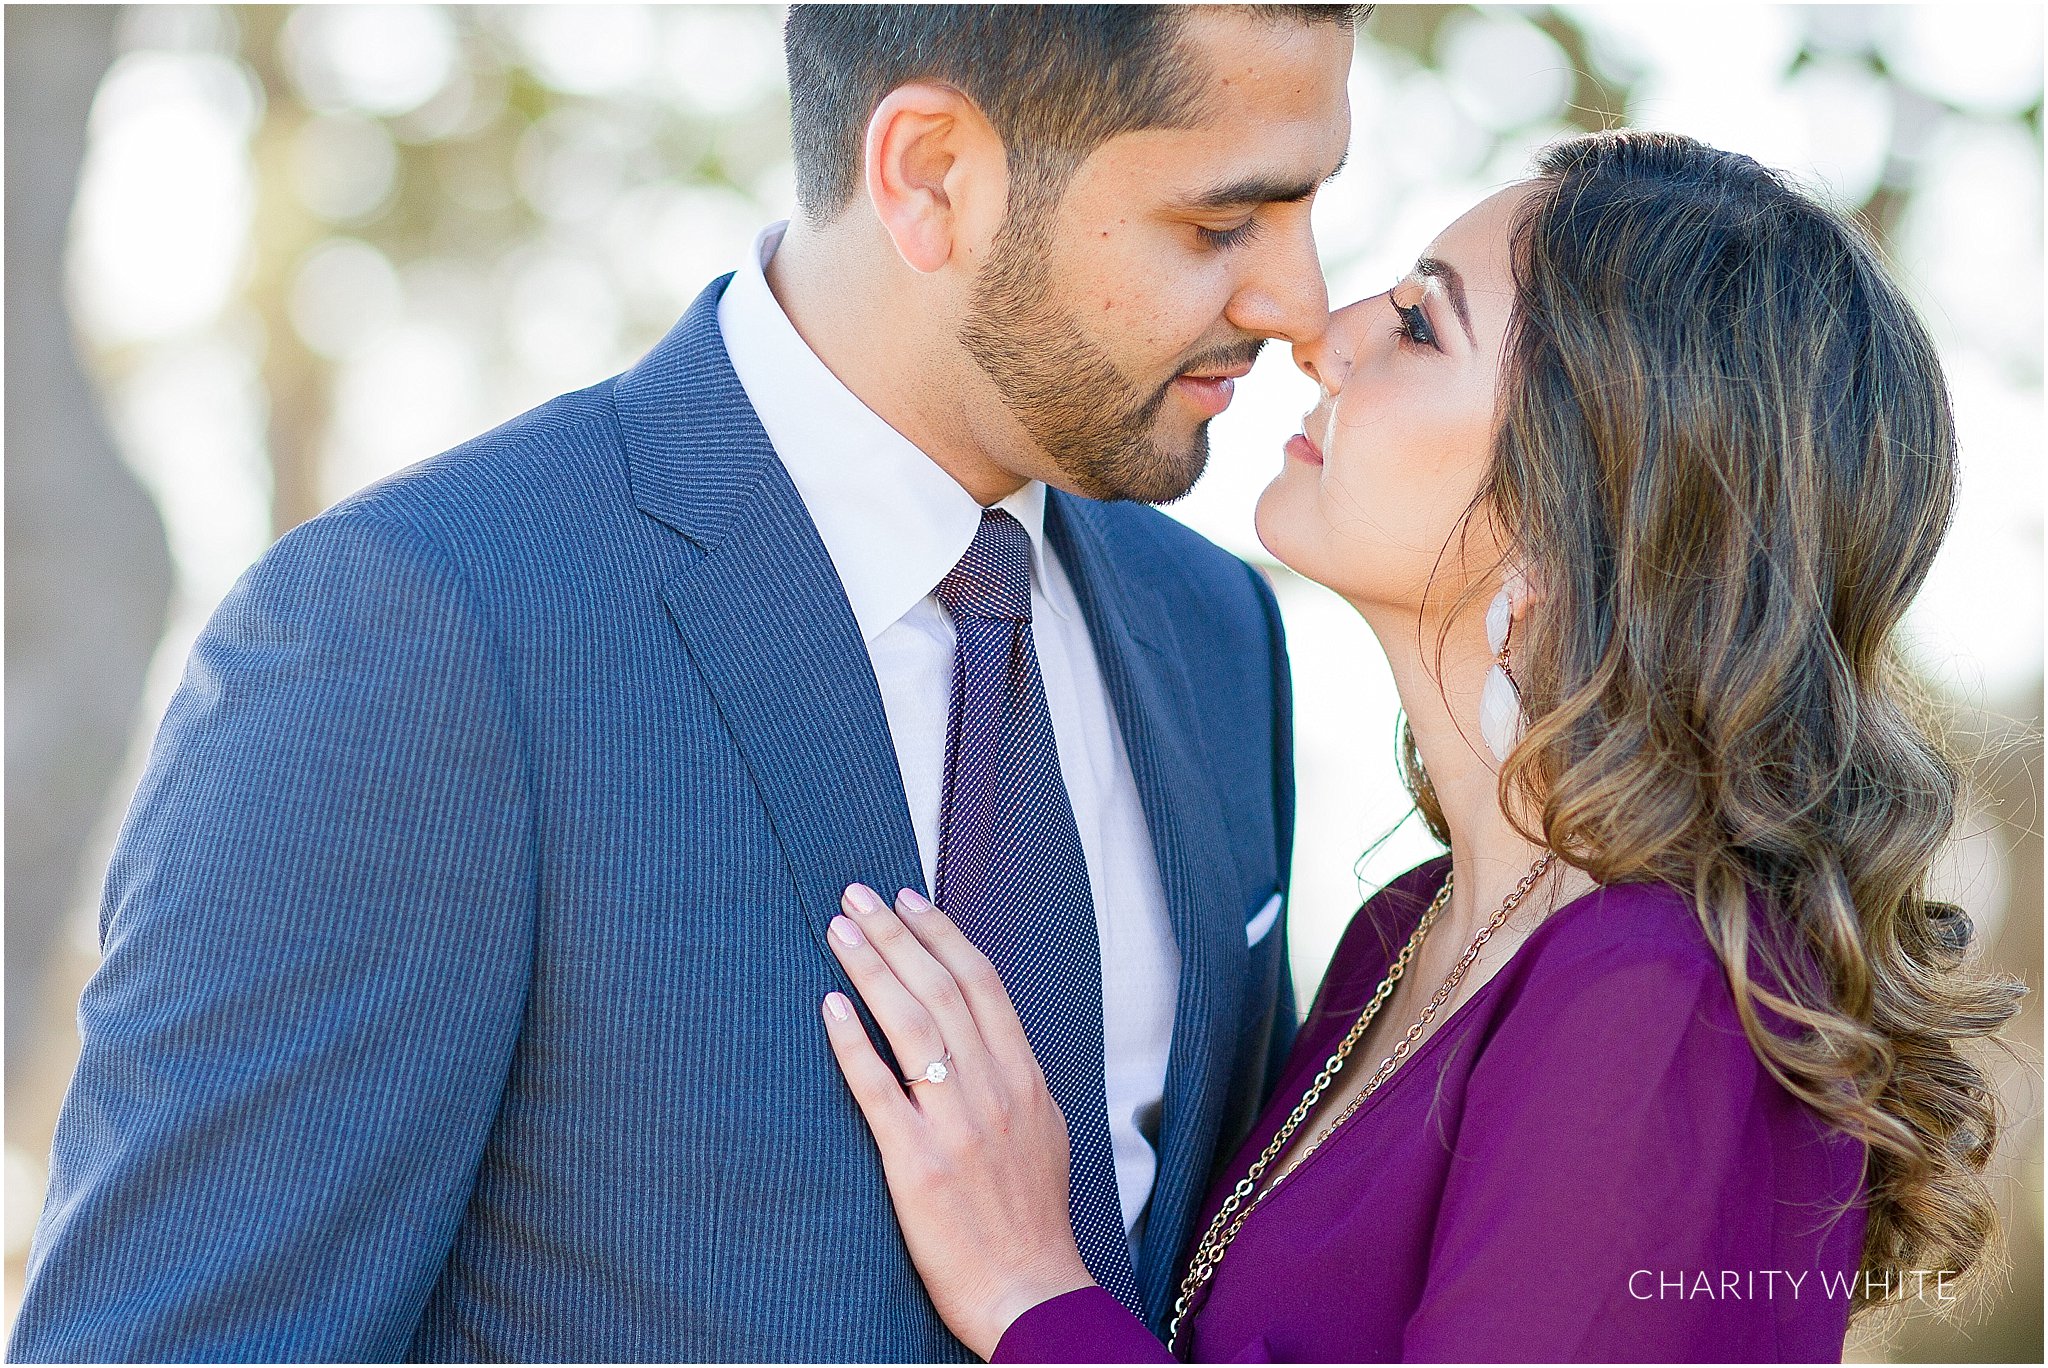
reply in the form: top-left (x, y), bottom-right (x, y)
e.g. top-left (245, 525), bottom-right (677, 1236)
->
top-left (615, 279), bottom-right (925, 1016)
top-left (1044, 494), bottom-right (1249, 1330)
top-left (618, 286), bottom-right (1252, 1329)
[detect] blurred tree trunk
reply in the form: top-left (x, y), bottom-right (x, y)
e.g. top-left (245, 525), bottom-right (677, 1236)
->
top-left (3, 6), bottom-right (174, 1098)
top-left (238, 5), bottom-right (330, 539)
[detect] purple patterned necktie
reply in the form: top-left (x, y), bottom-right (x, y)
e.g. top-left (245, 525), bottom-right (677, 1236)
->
top-left (932, 507), bottom-right (1144, 1318)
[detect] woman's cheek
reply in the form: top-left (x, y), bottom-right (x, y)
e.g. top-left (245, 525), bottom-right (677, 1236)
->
top-left (1319, 420), bottom-right (1396, 530)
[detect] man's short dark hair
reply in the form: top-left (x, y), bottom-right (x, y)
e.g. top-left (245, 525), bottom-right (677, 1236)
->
top-left (783, 4), bottom-right (1367, 220)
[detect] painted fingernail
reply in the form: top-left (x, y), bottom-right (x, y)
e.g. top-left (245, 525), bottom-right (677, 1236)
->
top-left (830, 915), bottom-right (864, 947)
top-left (897, 888), bottom-right (936, 915)
top-left (824, 992), bottom-right (851, 1021)
top-left (843, 883), bottom-right (887, 916)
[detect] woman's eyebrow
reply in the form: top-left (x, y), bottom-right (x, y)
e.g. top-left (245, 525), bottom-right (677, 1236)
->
top-left (1416, 256), bottom-right (1475, 345)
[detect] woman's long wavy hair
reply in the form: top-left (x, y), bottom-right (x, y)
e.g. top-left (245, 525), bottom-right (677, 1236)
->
top-left (1401, 130), bottom-right (2026, 1315)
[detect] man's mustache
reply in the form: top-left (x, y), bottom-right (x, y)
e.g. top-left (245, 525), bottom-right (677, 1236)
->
top-left (1173, 337), bottom-right (1268, 378)
top-left (1128, 338), bottom-right (1269, 422)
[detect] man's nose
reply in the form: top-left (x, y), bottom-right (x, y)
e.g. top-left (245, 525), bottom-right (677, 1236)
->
top-left (1229, 216), bottom-right (1331, 348)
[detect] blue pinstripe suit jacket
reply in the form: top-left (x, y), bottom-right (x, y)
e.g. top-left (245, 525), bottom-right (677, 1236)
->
top-left (11, 277), bottom-right (1298, 1363)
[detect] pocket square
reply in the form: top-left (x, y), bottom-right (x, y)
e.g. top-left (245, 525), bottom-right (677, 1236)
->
top-left (1245, 892), bottom-right (1283, 947)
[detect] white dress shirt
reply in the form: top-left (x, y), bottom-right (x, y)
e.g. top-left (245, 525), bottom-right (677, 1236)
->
top-left (718, 223), bottom-right (1181, 1258)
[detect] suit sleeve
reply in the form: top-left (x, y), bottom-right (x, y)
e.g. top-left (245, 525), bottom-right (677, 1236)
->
top-left (1248, 562), bottom-right (1299, 1102)
top-left (9, 509), bottom-right (536, 1363)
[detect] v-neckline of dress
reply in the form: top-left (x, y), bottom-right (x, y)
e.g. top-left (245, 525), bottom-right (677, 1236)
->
top-left (1254, 862), bottom-right (1611, 1206)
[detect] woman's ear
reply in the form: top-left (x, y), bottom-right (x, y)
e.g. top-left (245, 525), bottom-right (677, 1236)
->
top-left (1501, 562), bottom-right (1542, 622)
top-left (862, 82), bottom-right (1006, 276)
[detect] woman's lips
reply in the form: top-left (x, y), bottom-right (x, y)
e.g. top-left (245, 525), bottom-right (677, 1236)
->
top-left (1286, 432), bottom-right (1324, 466)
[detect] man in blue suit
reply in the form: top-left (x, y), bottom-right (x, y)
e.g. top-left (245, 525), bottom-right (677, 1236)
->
top-left (13, 6), bottom-right (1359, 1360)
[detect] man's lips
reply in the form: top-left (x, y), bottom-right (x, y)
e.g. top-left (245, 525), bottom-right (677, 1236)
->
top-left (1170, 362), bottom-right (1253, 419)
top-left (1170, 374), bottom-right (1238, 417)
top-left (1180, 361), bottom-right (1255, 381)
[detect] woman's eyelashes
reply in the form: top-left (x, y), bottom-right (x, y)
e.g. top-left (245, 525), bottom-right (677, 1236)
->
top-left (1391, 295), bottom-right (1439, 350)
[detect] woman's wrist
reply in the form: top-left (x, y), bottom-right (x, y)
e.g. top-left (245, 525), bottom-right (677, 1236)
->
top-left (968, 1256), bottom-right (1098, 1360)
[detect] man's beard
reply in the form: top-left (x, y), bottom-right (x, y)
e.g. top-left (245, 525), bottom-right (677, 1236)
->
top-left (959, 205), bottom-right (1263, 505)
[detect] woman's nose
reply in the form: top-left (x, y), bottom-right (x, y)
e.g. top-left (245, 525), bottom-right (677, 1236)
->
top-left (1292, 295), bottom-right (1372, 391)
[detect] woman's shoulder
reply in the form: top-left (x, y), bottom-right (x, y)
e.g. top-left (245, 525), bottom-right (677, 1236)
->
top-left (1480, 875), bottom-right (1840, 1094)
top-left (1492, 877), bottom-right (1775, 1048)
top-left (1457, 875), bottom-right (1868, 1211)
top-left (1516, 877), bottom-right (1725, 986)
top-left (1328, 861), bottom-right (1771, 1041)
top-left (1338, 861), bottom-right (1718, 985)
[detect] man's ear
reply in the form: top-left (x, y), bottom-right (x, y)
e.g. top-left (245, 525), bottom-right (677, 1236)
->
top-left (862, 82), bottom-right (1007, 276)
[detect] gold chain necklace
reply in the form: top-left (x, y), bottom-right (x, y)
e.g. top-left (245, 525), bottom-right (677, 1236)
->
top-left (1166, 851), bottom-right (1557, 1357)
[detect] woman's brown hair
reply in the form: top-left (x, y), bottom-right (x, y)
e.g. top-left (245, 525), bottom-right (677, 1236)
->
top-left (1403, 129), bottom-right (2026, 1315)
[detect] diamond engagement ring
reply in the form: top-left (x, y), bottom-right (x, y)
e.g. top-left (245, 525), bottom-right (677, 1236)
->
top-left (903, 1052), bottom-right (953, 1087)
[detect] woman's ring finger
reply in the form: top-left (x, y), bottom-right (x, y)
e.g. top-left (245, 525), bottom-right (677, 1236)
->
top-left (902, 1050), bottom-right (954, 1088)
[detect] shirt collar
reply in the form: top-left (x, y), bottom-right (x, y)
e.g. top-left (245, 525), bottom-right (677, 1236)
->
top-left (716, 221), bottom-right (1067, 643)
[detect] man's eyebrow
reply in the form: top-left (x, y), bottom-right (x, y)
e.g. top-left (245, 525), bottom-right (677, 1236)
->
top-left (1175, 151), bottom-right (1350, 212)
top-left (1416, 256), bottom-right (1475, 345)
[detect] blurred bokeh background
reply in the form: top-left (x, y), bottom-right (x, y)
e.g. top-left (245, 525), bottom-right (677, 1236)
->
top-left (5, 4), bottom-right (2040, 1358)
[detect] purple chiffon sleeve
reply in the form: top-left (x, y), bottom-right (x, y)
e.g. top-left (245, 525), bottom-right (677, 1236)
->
top-left (991, 1286), bottom-right (1176, 1364)
top-left (1398, 935), bottom-right (1863, 1362)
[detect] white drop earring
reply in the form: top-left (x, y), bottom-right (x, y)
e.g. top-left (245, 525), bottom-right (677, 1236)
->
top-left (1480, 584), bottom-right (1526, 764)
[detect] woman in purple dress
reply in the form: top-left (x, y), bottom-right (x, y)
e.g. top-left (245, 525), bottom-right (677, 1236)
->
top-left (813, 132), bottom-right (2023, 1362)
